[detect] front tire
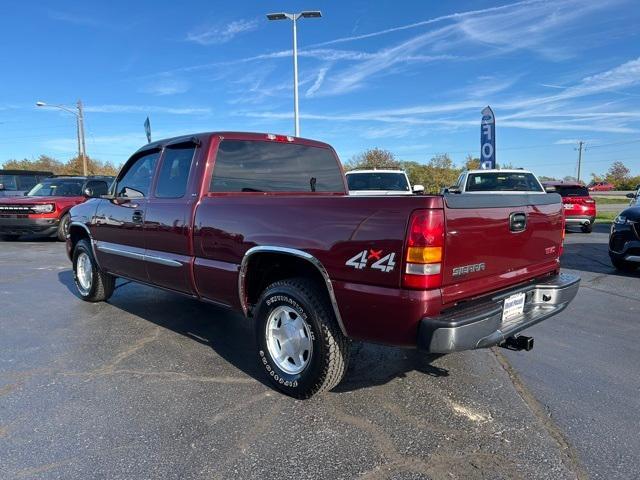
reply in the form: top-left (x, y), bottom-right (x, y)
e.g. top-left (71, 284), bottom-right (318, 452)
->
top-left (581, 223), bottom-right (593, 233)
top-left (72, 239), bottom-right (115, 302)
top-left (57, 214), bottom-right (70, 241)
top-left (611, 256), bottom-right (638, 273)
top-left (254, 278), bottom-right (350, 399)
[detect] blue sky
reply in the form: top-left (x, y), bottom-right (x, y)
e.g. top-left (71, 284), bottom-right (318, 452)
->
top-left (1, 0), bottom-right (639, 179)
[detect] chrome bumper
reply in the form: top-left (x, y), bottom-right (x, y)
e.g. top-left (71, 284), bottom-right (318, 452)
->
top-left (418, 273), bottom-right (580, 353)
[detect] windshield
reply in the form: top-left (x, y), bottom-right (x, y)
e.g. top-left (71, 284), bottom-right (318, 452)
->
top-left (466, 172), bottom-right (543, 192)
top-left (347, 172), bottom-right (409, 191)
top-left (27, 179), bottom-right (84, 197)
top-left (554, 186), bottom-right (589, 197)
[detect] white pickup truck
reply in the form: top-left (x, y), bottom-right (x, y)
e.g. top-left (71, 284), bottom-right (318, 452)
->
top-left (346, 169), bottom-right (424, 195)
top-left (449, 169), bottom-right (546, 194)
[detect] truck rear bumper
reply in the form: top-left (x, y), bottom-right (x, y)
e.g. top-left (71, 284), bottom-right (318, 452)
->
top-left (417, 272), bottom-right (580, 353)
top-left (0, 217), bottom-right (59, 237)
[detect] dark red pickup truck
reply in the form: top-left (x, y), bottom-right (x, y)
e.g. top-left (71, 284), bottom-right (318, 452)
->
top-left (66, 132), bottom-right (580, 398)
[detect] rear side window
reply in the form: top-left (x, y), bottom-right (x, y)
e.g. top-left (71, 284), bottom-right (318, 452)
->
top-left (554, 186), bottom-right (589, 197)
top-left (117, 151), bottom-right (160, 198)
top-left (155, 144), bottom-right (196, 198)
top-left (210, 140), bottom-right (344, 193)
top-left (466, 172), bottom-right (543, 192)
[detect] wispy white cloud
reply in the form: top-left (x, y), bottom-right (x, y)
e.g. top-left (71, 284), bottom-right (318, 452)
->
top-left (186, 19), bottom-right (258, 45)
top-left (84, 104), bottom-right (211, 115)
top-left (48, 10), bottom-right (103, 27)
top-left (140, 77), bottom-right (190, 96)
top-left (306, 67), bottom-right (329, 97)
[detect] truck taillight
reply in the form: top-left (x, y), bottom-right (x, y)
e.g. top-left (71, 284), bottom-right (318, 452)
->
top-left (559, 215), bottom-right (566, 256)
top-left (403, 209), bottom-right (444, 289)
top-left (266, 133), bottom-right (294, 142)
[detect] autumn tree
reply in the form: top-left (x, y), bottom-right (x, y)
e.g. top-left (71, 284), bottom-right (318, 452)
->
top-left (3, 155), bottom-right (65, 174)
top-left (344, 148), bottom-right (400, 171)
top-left (2, 155), bottom-right (119, 177)
top-left (463, 154), bottom-right (480, 170)
top-left (605, 161), bottom-right (630, 188)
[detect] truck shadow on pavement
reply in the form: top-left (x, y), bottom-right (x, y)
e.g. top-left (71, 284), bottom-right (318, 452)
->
top-left (57, 271), bottom-right (449, 393)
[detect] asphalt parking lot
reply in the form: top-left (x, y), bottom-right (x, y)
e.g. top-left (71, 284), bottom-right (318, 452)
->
top-left (0, 226), bottom-right (637, 480)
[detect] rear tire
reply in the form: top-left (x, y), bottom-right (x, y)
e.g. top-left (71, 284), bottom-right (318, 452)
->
top-left (611, 256), bottom-right (638, 273)
top-left (72, 239), bottom-right (115, 302)
top-left (581, 223), bottom-right (593, 233)
top-left (254, 277), bottom-right (350, 399)
top-left (57, 214), bottom-right (70, 241)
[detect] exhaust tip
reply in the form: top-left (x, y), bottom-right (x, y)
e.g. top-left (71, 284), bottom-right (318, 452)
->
top-left (501, 335), bottom-right (534, 351)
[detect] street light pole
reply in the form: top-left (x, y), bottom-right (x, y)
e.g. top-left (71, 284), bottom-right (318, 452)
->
top-left (292, 16), bottom-right (299, 137)
top-left (36, 100), bottom-right (88, 176)
top-left (267, 11), bottom-right (322, 137)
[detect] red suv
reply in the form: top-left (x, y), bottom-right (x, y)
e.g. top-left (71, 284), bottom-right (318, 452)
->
top-left (0, 175), bottom-right (112, 241)
top-left (544, 182), bottom-right (596, 233)
top-left (588, 182), bottom-right (614, 192)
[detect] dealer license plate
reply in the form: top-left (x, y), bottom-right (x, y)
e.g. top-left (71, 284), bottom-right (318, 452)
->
top-left (502, 292), bottom-right (526, 322)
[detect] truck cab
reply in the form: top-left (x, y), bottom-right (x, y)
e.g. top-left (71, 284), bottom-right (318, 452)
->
top-left (346, 169), bottom-right (424, 195)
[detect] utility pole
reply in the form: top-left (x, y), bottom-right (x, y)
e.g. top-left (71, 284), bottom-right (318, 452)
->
top-left (576, 141), bottom-right (584, 183)
top-left (77, 100), bottom-right (87, 176)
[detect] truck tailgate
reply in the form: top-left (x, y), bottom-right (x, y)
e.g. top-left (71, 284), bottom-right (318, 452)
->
top-left (440, 193), bottom-right (563, 306)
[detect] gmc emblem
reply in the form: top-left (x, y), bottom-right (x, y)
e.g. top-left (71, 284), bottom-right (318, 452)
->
top-left (452, 262), bottom-right (486, 277)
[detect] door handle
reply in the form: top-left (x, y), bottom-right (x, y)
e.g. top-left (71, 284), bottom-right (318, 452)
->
top-left (131, 210), bottom-right (144, 224)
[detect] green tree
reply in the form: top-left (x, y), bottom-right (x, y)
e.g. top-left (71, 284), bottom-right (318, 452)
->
top-left (344, 148), bottom-right (400, 171)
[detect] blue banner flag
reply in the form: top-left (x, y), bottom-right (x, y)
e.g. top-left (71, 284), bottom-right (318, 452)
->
top-left (480, 106), bottom-right (495, 169)
top-left (144, 116), bottom-right (151, 143)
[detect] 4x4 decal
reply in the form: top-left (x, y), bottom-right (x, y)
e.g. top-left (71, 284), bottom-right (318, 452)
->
top-left (345, 249), bottom-right (396, 273)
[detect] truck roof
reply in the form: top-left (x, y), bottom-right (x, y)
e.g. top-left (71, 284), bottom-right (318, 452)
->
top-left (465, 169), bottom-right (533, 174)
top-left (345, 170), bottom-right (407, 174)
top-left (135, 132), bottom-right (333, 155)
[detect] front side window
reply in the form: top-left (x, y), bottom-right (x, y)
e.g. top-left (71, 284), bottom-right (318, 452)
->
top-left (117, 151), bottom-right (160, 198)
top-left (466, 172), bottom-right (543, 192)
top-left (347, 172), bottom-right (409, 191)
top-left (155, 144), bottom-right (196, 198)
top-left (210, 140), bottom-right (344, 193)
top-left (0, 175), bottom-right (18, 190)
top-left (27, 179), bottom-right (84, 196)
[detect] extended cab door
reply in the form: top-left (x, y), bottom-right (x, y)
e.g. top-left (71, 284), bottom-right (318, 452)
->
top-left (93, 149), bottom-right (161, 282)
top-left (143, 139), bottom-right (201, 294)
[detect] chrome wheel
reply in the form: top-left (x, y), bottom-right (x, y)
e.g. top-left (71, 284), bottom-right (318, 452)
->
top-left (76, 252), bottom-right (93, 294)
top-left (265, 305), bottom-right (313, 375)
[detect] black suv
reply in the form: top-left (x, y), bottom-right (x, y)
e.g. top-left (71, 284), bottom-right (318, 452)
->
top-left (609, 206), bottom-right (640, 272)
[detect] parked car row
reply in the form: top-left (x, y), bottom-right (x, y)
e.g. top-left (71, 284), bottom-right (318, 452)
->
top-left (0, 175), bottom-right (113, 241)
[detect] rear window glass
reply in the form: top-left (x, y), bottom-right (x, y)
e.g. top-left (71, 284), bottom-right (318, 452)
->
top-left (210, 140), bottom-right (344, 193)
top-left (347, 172), bottom-right (409, 191)
top-left (554, 186), bottom-right (589, 197)
top-left (466, 172), bottom-right (543, 192)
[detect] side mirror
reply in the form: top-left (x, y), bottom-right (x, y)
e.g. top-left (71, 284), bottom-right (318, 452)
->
top-left (84, 187), bottom-right (102, 198)
top-left (446, 186), bottom-right (462, 194)
top-left (412, 184), bottom-right (425, 194)
top-left (0, 183), bottom-right (4, 191)
top-left (544, 186), bottom-right (557, 193)
top-left (626, 193), bottom-right (636, 199)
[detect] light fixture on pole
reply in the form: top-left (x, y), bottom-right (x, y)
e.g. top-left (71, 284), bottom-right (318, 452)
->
top-left (36, 100), bottom-right (88, 176)
top-left (266, 10), bottom-right (322, 137)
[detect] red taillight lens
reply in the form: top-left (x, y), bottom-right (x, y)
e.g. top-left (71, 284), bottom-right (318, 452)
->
top-left (403, 209), bottom-right (444, 289)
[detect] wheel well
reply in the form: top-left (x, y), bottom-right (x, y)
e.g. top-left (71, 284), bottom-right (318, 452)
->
top-left (244, 253), bottom-right (330, 315)
top-left (68, 224), bottom-right (90, 253)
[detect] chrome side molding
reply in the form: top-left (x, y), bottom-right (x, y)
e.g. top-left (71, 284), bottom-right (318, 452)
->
top-left (95, 241), bottom-right (182, 267)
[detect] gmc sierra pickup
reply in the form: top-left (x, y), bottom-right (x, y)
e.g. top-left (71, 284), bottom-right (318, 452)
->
top-left (66, 132), bottom-right (580, 398)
